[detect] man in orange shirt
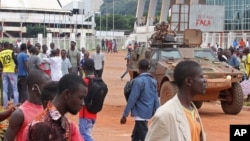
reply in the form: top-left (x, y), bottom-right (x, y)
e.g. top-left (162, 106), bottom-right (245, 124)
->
top-left (145, 60), bottom-right (206, 141)
top-left (239, 38), bottom-right (246, 50)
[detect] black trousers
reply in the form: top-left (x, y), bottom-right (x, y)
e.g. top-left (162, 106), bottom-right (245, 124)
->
top-left (18, 76), bottom-right (28, 103)
top-left (131, 120), bottom-right (148, 141)
top-left (94, 69), bottom-right (103, 78)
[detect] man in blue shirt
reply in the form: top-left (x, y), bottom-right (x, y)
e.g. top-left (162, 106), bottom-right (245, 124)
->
top-left (120, 59), bottom-right (160, 141)
top-left (17, 43), bottom-right (29, 104)
top-left (232, 39), bottom-right (238, 49)
top-left (225, 49), bottom-right (240, 70)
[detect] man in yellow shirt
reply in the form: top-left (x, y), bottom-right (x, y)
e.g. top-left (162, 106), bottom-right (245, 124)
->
top-left (245, 48), bottom-right (250, 78)
top-left (0, 42), bottom-right (18, 108)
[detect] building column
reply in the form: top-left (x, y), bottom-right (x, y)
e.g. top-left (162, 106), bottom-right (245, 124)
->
top-left (80, 32), bottom-right (86, 50)
top-left (146, 0), bottom-right (157, 27)
top-left (47, 33), bottom-right (52, 49)
top-left (37, 34), bottom-right (43, 46)
top-left (135, 0), bottom-right (147, 26)
top-left (19, 22), bottom-right (23, 39)
top-left (228, 32), bottom-right (235, 49)
top-left (160, 0), bottom-right (171, 23)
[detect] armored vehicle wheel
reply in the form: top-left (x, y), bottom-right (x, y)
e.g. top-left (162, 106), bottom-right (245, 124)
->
top-left (221, 82), bottom-right (243, 115)
top-left (160, 81), bottom-right (178, 105)
top-left (193, 101), bottom-right (203, 109)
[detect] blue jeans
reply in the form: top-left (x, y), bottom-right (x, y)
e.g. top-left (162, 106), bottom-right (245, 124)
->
top-left (2, 73), bottom-right (19, 108)
top-left (79, 118), bottom-right (96, 141)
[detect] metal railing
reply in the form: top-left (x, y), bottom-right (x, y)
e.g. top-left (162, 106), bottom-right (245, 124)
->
top-left (0, 36), bottom-right (129, 51)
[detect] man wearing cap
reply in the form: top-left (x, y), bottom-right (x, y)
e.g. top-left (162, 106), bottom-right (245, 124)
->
top-left (67, 40), bottom-right (81, 75)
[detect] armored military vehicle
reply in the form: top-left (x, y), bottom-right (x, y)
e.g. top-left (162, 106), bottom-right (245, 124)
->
top-left (127, 22), bottom-right (244, 115)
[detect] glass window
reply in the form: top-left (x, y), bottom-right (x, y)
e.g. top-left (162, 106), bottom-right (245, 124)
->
top-left (194, 50), bottom-right (217, 61)
top-left (207, 0), bottom-right (250, 31)
top-left (160, 50), bottom-right (182, 60)
top-left (151, 51), bottom-right (158, 60)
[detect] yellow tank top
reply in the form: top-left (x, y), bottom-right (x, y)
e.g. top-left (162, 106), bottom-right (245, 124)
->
top-left (183, 107), bottom-right (201, 141)
top-left (0, 49), bottom-right (16, 73)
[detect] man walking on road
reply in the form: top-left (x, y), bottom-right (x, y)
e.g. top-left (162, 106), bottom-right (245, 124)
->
top-left (79, 59), bottom-right (97, 141)
top-left (120, 59), bottom-right (160, 141)
top-left (145, 60), bottom-right (206, 141)
top-left (17, 43), bottom-right (29, 104)
top-left (92, 45), bottom-right (105, 78)
top-left (68, 40), bottom-right (81, 75)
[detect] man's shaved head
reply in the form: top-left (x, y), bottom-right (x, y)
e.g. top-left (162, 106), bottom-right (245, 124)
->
top-left (27, 69), bottom-right (50, 89)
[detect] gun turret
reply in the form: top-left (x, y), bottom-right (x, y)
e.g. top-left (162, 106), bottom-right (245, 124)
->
top-left (149, 21), bottom-right (176, 47)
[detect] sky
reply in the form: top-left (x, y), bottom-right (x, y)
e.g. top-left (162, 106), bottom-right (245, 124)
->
top-left (60, 0), bottom-right (76, 7)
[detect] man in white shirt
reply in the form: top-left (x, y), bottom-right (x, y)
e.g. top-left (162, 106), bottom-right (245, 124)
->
top-left (91, 45), bottom-right (105, 78)
top-left (43, 49), bottom-right (62, 81)
top-left (61, 49), bottom-right (72, 76)
top-left (81, 47), bottom-right (85, 61)
top-left (246, 39), bottom-right (249, 48)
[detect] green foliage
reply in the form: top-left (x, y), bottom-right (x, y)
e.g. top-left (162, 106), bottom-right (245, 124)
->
top-left (95, 14), bottom-right (135, 31)
top-left (101, 0), bottom-right (162, 16)
top-left (26, 25), bottom-right (47, 38)
top-left (98, 0), bottom-right (169, 31)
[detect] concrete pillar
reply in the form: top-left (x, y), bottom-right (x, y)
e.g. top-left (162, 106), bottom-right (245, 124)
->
top-left (37, 34), bottom-right (43, 46)
top-left (211, 33), bottom-right (217, 47)
top-left (228, 32), bottom-right (235, 49)
top-left (80, 32), bottom-right (87, 50)
top-left (160, 0), bottom-right (171, 23)
top-left (146, 0), bottom-right (158, 27)
top-left (30, 38), bottom-right (34, 45)
top-left (203, 32), bottom-right (212, 48)
top-left (243, 33), bottom-right (247, 42)
top-left (135, 0), bottom-right (146, 26)
top-left (47, 33), bottom-right (52, 49)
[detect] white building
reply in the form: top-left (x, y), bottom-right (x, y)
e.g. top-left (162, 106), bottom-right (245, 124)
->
top-left (0, 0), bottom-right (103, 38)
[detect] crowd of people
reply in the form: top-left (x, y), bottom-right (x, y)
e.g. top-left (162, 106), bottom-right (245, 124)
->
top-left (0, 39), bottom-right (106, 140)
top-left (101, 38), bottom-right (118, 53)
top-left (0, 36), bottom-right (249, 141)
top-left (210, 41), bottom-right (250, 81)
